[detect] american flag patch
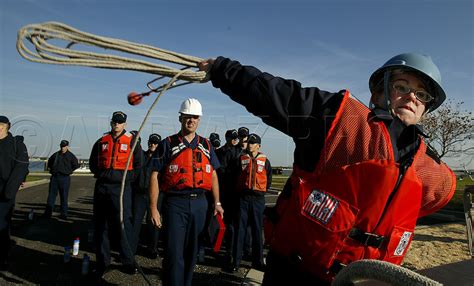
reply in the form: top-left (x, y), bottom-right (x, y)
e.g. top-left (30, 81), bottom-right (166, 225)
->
top-left (302, 190), bottom-right (339, 224)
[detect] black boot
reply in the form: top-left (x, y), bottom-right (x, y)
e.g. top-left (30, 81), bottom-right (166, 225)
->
top-left (42, 206), bottom-right (52, 218)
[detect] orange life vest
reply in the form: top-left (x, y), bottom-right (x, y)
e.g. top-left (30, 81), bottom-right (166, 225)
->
top-left (160, 134), bottom-right (213, 192)
top-left (98, 132), bottom-right (134, 170)
top-left (239, 153), bottom-right (268, 192)
top-left (269, 91), bottom-right (456, 282)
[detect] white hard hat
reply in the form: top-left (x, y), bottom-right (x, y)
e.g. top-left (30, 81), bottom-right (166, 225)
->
top-left (179, 98), bottom-right (203, 116)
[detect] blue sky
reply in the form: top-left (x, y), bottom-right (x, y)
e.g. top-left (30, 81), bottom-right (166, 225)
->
top-left (1, 0), bottom-right (472, 168)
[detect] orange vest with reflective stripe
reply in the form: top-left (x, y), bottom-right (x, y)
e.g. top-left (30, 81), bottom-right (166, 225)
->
top-left (239, 153), bottom-right (268, 192)
top-left (160, 134), bottom-right (213, 192)
top-left (98, 132), bottom-right (134, 170)
top-left (269, 91), bottom-right (456, 282)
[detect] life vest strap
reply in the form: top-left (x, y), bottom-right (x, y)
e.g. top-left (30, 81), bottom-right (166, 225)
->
top-left (329, 260), bottom-right (347, 275)
top-left (348, 228), bottom-right (385, 248)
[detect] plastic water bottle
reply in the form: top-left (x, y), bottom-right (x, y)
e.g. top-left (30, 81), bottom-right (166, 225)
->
top-left (73, 237), bottom-right (80, 256)
top-left (81, 254), bottom-right (90, 275)
top-left (63, 246), bottom-right (71, 263)
top-left (27, 209), bottom-right (34, 221)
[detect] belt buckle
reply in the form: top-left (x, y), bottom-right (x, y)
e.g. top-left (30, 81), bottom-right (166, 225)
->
top-left (364, 232), bottom-right (383, 247)
top-left (189, 193), bottom-right (198, 199)
top-left (364, 232), bottom-right (377, 246)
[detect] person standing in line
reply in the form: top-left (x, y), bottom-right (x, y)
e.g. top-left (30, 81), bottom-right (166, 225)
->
top-left (43, 140), bottom-right (80, 220)
top-left (0, 115), bottom-right (29, 270)
top-left (236, 126), bottom-right (253, 260)
top-left (130, 133), bottom-right (163, 258)
top-left (149, 98), bottom-right (224, 286)
top-left (215, 129), bottom-right (240, 263)
top-left (237, 127), bottom-right (249, 153)
top-left (209, 132), bottom-right (221, 150)
top-left (197, 132), bottom-right (222, 263)
top-left (231, 133), bottom-right (272, 272)
top-left (89, 111), bottom-right (142, 277)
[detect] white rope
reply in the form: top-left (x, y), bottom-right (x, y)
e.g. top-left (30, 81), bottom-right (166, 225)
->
top-left (332, 259), bottom-right (442, 286)
top-left (17, 22), bottom-right (206, 82)
top-left (16, 22), bottom-right (208, 285)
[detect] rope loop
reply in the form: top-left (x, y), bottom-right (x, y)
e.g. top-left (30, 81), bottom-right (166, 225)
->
top-left (17, 22), bottom-right (206, 82)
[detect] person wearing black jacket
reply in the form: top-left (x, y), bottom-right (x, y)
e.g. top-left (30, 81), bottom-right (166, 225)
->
top-left (215, 129), bottom-right (240, 262)
top-left (88, 111), bottom-right (142, 277)
top-left (130, 133), bottom-right (163, 258)
top-left (198, 55), bottom-right (456, 285)
top-left (0, 115), bottom-right (29, 270)
top-left (43, 140), bottom-right (79, 219)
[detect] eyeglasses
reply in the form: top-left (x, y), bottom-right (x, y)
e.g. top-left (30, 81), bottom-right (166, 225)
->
top-left (111, 121), bottom-right (125, 125)
top-left (391, 82), bottom-right (433, 103)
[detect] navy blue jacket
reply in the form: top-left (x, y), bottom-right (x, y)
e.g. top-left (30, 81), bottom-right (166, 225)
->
top-left (0, 133), bottom-right (29, 200)
top-left (48, 150), bottom-right (80, 175)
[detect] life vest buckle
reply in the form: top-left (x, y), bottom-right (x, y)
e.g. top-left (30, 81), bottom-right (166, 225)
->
top-left (348, 228), bottom-right (385, 248)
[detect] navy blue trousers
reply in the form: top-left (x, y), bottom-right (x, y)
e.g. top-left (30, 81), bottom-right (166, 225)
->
top-left (162, 193), bottom-right (208, 286)
top-left (93, 181), bottom-right (134, 269)
top-left (46, 174), bottom-right (71, 215)
top-left (233, 194), bottom-right (265, 268)
top-left (131, 191), bottom-right (164, 254)
top-left (0, 199), bottom-right (15, 262)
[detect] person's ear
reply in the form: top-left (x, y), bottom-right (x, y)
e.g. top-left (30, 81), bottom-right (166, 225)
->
top-left (370, 92), bottom-right (384, 108)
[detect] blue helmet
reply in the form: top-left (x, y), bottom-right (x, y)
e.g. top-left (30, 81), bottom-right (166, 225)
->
top-left (369, 53), bottom-right (446, 112)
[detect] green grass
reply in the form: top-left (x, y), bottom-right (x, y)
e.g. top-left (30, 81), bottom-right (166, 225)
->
top-left (25, 175), bottom-right (46, 182)
top-left (271, 175), bottom-right (288, 191)
top-left (445, 177), bottom-right (474, 211)
top-left (270, 174), bottom-right (471, 212)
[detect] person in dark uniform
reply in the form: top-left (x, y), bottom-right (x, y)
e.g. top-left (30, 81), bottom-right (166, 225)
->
top-left (0, 115), bottom-right (29, 270)
top-left (232, 133), bottom-right (272, 272)
top-left (215, 129), bottom-right (240, 263)
top-left (89, 111), bottom-right (142, 277)
top-left (236, 126), bottom-right (253, 260)
top-left (209, 132), bottom-right (221, 149)
top-left (237, 127), bottom-right (249, 152)
top-left (149, 98), bottom-right (224, 286)
top-left (130, 133), bottom-right (163, 259)
top-left (198, 54), bottom-right (456, 285)
top-left (197, 132), bottom-right (222, 263)
top-left (43, 140), bottom-right (79, 220)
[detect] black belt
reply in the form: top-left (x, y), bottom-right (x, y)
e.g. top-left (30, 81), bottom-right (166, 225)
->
top-left (165, 192), bottom-right (205, 200)
top-left (348, 228), bottom-right (385, 248)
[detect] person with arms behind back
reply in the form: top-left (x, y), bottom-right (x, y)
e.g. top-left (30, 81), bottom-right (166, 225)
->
top-left (43, 139), bottom-right (80, 220)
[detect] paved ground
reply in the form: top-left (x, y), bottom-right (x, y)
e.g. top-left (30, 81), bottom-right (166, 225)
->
top-left (2, 175), bottom-right (473, 285)
top-left (1, 175), bottom-right (254, 285)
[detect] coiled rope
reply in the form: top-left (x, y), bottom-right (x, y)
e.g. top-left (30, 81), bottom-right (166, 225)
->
top-left (332, 259), bottom-right (442, 286)
top-left (17, 22), bottom-right (208, 285)
top-left (17, 21), bottom-right (206, 82)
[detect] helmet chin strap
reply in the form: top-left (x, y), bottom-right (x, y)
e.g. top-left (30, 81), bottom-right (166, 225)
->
top-left (369, 70), bottom-right (395, 121)
top-left (383, 70), bottom-right (394, 119)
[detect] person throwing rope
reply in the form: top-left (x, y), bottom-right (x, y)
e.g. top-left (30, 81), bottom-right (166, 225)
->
top-left (198, 53), bottom-right (456, 285)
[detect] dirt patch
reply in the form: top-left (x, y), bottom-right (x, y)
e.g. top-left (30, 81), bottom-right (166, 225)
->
top-left (403, 223), bottom-right (471, 270)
